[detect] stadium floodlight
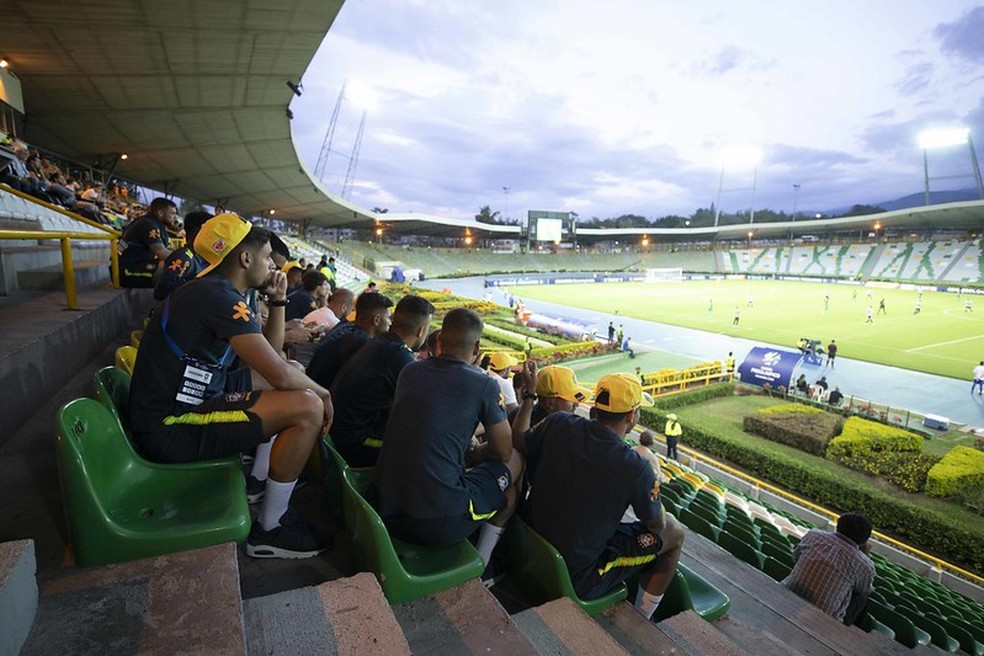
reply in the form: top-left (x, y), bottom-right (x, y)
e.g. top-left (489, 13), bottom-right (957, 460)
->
top-left (917, 127), bottom-right (984, 204)
top-left (345, 80), bottom-right (378, 112)
top-left (714, 145), bottom-right (763, 227)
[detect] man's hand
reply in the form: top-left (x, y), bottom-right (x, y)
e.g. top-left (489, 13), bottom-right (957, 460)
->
top-left (265, 270), bottom-right (288, 302)
top-left (517, 359), bottom-right (538, 394)
top-left (283, 321), bottom-right (317, 344)
top-left (320, 391), bottom-right (334, 435)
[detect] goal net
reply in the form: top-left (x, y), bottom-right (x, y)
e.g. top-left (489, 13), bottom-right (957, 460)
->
top-left (644, 267), bottom-right (683, 283)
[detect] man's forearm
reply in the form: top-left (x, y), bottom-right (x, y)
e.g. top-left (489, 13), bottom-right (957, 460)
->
top-left (264, 304), bottom-right (285, 353)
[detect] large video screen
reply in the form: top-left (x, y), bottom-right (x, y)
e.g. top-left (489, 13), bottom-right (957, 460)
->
top-left (536, 218), bottom-right (564, 242)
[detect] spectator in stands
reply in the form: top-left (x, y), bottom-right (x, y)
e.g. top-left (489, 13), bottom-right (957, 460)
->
top-left (284, 262), bottom-right (304, 294)
top-left (127, 214), bottom-right (334, 559)
top-left (364, 281), bottom-right (378, 293)
top-left (795, 374), bottom-right (809, 394)
top-left (782, 512), bottom-right (875, 625)
top-left (664, 413), bottom-right (682, 460)
top-left (376, 309), bottom-right (524, 584)
top-left (486, 352), bottom-right (520, 413)
top-left (119, 197), bottom-right (179, 288)
top-left (306, 291), bottom-right (393, 389)
top-left (814, 376), bottom-right (829, 392)
top-left (634, 430), bottom-right (665, 481)
top-left (321, 287), bottom-right (356, 330)
top-left (285, 270), bottom-right (329, 321)
top-left (80, 182), bottom-right (104, 205)
top-left (509, 364), bottom-right (590, 427)
top-left (330, 295), bottom-right (436, 466)
top-left (512, 367), bottom-right (684, 619)
top-left (827, 387), bottom-right (844, 406)
top-left (153, 211), bottom-right (212, 301)
top-left (416, 328), bottom-right (441, 360)
top-left (607, 321), bottom-right (615, 343)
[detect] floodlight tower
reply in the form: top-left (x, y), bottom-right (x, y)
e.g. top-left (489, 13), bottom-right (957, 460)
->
top-left (341, 111), bottom-right (367, 200)
top-left (713, 145), bottom-right (762, 227)
top-left (917, 127), bottom-right (984, 205)
top-left (314, 82), bottom-right (346, 183)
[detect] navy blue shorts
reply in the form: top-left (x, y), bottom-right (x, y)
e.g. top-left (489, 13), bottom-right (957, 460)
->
top-left (573, 521), bottom-right (664, 600)
top-left (384, 461), bottom-right (512, 547)
top-left (135, 390), bottom-right (267, 463)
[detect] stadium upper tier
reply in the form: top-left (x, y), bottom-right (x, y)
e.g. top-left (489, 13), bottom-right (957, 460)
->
top-left (339, 239), bottom-right (984, 285)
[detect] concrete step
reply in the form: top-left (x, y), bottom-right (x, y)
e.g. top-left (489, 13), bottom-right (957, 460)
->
top-left (392, 578), bottom-right (538, 655)
top-left (513, 596), bottom-right (629, 655)
top-left (17, 261), bottom-right (110, 291)
top-left (0, 539), bottom-right (38, 656)
top-left (659, 611), bottom-right (747, 655)
top-left (595, 601), bottom-right (686, 654)
top-left (244, 572), bottom-right (410, 655)
top-left (21, 542), bottom-right (244, 656)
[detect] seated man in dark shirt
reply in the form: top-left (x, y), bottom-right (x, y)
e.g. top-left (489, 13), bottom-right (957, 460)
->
top-left (508, 364), bottom-right (590, 427)
top-left (306, 291), bottom-right (393, 389)
top-left (285, 270), bottom-right (329, 321)
top-left (375, 308), bottom-right (525, 581)
top-left (512, 365), bottom-right (685, 619)
top-left (153, 210), bottom-right (211, 301)
top-left (330, 294), bottom-right (435, 466)
top-left (128, 214), bottom-right (334, 559)
top-left (119, 197), bottom-right (179, 288)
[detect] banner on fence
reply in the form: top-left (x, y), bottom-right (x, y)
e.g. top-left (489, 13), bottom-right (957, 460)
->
top-left (736, 347), bottom-right (802, 390)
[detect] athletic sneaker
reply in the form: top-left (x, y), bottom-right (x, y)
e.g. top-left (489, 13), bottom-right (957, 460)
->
top-left (481, 552), bottom-right (508, 589)
top-left (246, 475), bottom-right (265, 504)
top-left (246, 509), bottom-right (333, 559)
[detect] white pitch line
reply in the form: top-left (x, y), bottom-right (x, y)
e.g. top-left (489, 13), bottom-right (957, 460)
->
top-left (907, 334), bottom-right (984, 353)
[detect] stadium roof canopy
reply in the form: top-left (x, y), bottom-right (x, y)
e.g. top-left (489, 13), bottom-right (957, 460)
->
top-left (1, 1), bottom-right (982, 240)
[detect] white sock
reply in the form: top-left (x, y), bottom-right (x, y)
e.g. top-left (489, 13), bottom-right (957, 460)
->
top-left (635, 589), bottom-right (664, 620)
top-left (250, 434), bottom-right (276, 481)
top-left (476, 523), bottom-right (506, 566)
top-left (258, 478), bottom-right (296, 531)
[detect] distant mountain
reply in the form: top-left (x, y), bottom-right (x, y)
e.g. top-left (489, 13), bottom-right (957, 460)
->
top-left (825, 188), bottom-right (981, 215)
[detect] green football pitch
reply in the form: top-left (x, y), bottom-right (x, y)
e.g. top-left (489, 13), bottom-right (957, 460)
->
top-left (510, 279), bottom-right (984, 381)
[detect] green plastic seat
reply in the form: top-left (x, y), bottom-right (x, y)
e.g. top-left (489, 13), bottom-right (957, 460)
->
top-left (504, 516), bottom-right (626, 616)
top-left (761, 540), bottom-right (795, 567)
top-left (718, 530), bottom-right (765, 569)
top-left (868, 600), bottom-right (931, 648)
top-left (55, 398), bottom-right (250, 567)
top-left (856, 612), bottom-right (895, 641)
top-left (339, 463), bottom-right (484, 604)
top-left (678, 508), bottom-right (721, 542)
top-left (652, 563), bottom-right (731, 622)
top-left (722, 520), bottom-right (761, 550)
top-left (944, 617), bottom-right (984, 656)
top-left (688, 500), bottom-right (724, 527)
top-left (762, 555), bottom-right (792, 582)
top-left (895, 605), bottom-right (960, 652)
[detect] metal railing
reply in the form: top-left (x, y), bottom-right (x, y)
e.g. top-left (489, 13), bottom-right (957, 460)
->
top-left (0, 183), bottom-right (121, 236)
top-left (0, 229), bottom-right (119, 309)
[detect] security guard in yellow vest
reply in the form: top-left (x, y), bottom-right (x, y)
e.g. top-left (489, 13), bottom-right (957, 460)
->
top-left (725, 352), bottom-right (736, 380)
top-left (664, 413), bottom-right (682, 460)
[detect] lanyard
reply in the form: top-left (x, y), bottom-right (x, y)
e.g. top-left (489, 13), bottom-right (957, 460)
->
top-left (160, 297), bottom-right (234, 367)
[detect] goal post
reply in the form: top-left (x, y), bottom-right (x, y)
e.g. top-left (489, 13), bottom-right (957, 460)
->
top-left (644, 267), bottom-right (683, 283)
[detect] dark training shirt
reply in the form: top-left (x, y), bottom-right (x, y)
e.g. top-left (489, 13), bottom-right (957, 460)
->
top-left (375, 356), bottom-right (507, 519)
top-left (119, 214), bottom-right (169, 288)
top-left (306, 321), bottom-right (370, 389)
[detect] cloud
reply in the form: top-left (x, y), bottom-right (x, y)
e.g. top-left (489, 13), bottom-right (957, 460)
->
top-left (934, 6), bottom-right (984, 63)
top-left (894, 62), bottom-right (934, 96)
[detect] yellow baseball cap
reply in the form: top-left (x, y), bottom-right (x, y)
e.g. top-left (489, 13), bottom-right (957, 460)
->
top-left (283, 260), bottom-right (302, 274)
top-left (195, 213), bottom-right (252, 278)
top-left (488, 352), bottom-right (520, 371)
top-left (593, 373), bottom-right (654, 413)
top-left (537, 365), bottom-right (591, 404)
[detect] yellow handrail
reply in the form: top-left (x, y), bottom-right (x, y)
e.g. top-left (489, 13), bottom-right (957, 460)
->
top-left (650, 427), bottom-right (984, 586)
top-left (0, 229), bottom-right (119, 309)
top-left (0, 183), bottom-right (121, 236)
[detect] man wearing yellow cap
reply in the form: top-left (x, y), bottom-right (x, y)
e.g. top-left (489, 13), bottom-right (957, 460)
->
top-left (664, 413), bottom-right (682, 460)
top-left (513, 364), bottom-right (685, 621)
top-left (509, 364), bottom-right (590, 428)
top-left (485, 352), bottom-right (520, 413)
top-left (129, 213), bottom-right (334, 559)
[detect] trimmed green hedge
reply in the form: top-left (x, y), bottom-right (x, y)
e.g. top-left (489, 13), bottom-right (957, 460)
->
top-left (744, 404), bottom-right (842, 456)
top-left (638, 388), bottom-right (984, 574)
top-left (827, 417), bottom-right (923, 459)
top-left (927, 446), bottom-right (984, 499)
top-left (651, 383), bottom-right (734, 410)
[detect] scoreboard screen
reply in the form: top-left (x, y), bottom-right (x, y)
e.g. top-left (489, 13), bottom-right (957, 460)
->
top-left (528, 211), bottom-right (571, 243)
top-left (536, 218), bottom-right (563, 242)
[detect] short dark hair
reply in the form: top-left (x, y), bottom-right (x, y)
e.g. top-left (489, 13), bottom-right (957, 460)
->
top-left (391, 294), bottom-right (435, 332)
top-left (639, 430), bottom-right (654, 447)
top-left (149, 198), bottom-right (177, 214)
top-left (441, 308), bottom-right (484, 351)
top-left (594, 407), bottom-right (632, 424)
top-left (182, 211), bottom-right (211, 245)
top-left (425, 329), bottom-right (441, 353)
top-left (221, 224), bottom-right (271, 272)
top-left (836, 512), bottom-right (872, 546)
top-left (301, 270), bottom-right (328, 292)
top-left (355, 290), bottom-right (394, 315)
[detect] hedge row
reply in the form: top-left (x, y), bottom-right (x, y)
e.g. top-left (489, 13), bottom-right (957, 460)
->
top-left (827, 417), bottom-right (923, 460)
top-left (743, 406), bottom-right (842, 456)
top-left (927, 446), bottom-right (984, 499)
top-left (638, 389), bottom-right (984, 574)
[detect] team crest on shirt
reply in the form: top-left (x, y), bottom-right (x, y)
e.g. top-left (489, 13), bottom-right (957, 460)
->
top-left (225, 391), bottom-right (251, 402)
top-left (650, 479), bottom-right (660, 502)
top-left (637, 533), bottom-right (656, 549)
top-left (497, 392), bottom-right (505, 409)
top-left (148, 228), bottom-right (160, 239)
top-left (232, 301), bottom-right (252, 322)
top-left (496, 475), bottom-right (510, 491)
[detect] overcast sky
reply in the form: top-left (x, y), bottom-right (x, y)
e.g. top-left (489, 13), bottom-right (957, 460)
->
top-left (290, 1), bottom-right (984, 222)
